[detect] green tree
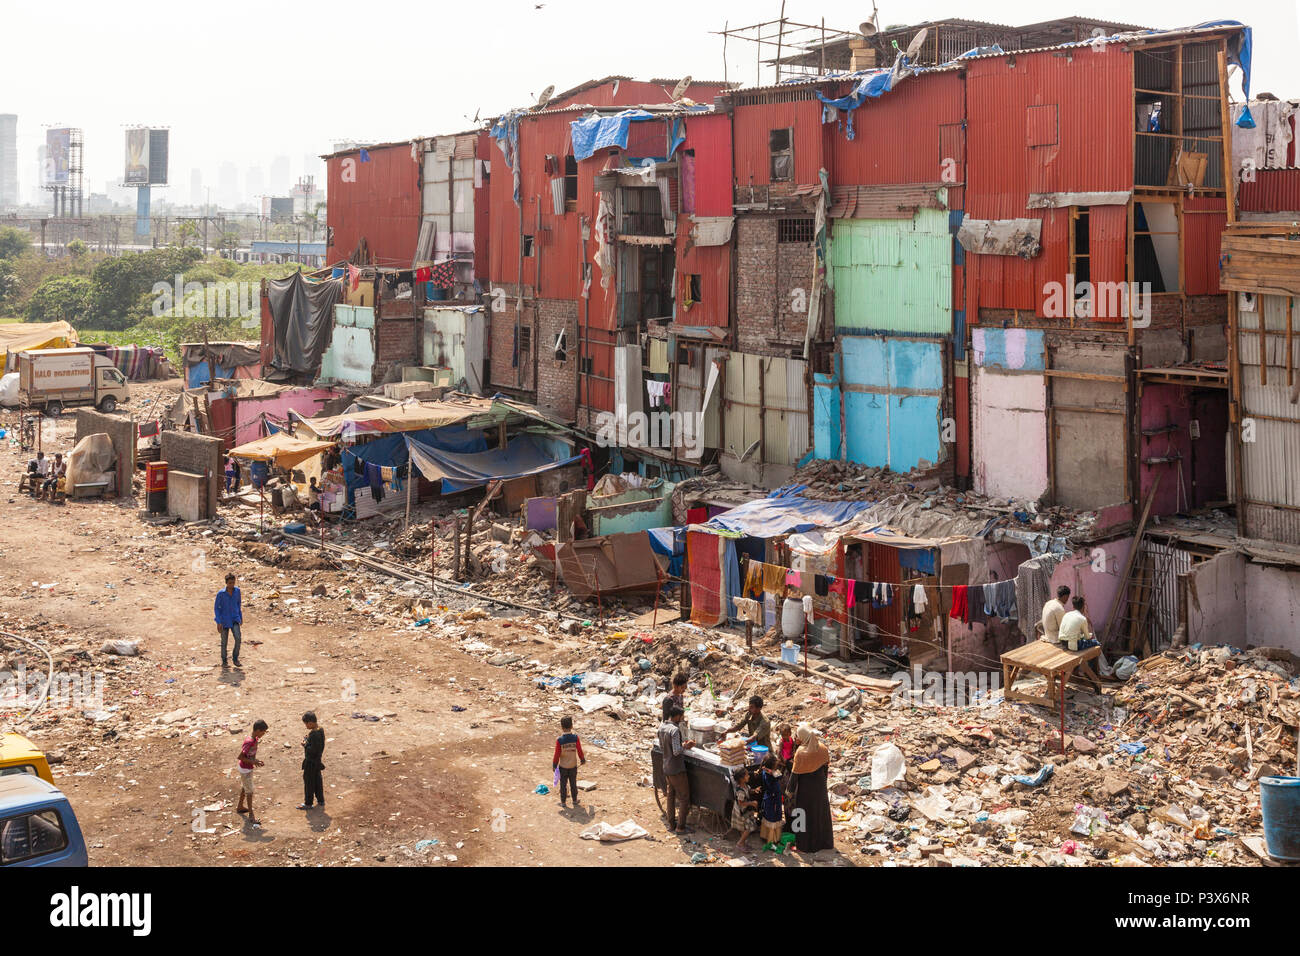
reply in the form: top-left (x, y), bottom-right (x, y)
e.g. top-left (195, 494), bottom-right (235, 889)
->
top-left (25, 275), bottom-right (93, 324)
top-left (0, 227), bottom-right (31, 261)
top-left (66, 238), bottom-right (89, 260)
top-left (89, 246), bottom-right (204, 328)
top-left (174, 221), bottom-right (201, 249)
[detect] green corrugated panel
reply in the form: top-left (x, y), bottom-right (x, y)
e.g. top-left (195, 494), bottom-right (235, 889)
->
top-left (829, 210), bottom-right (952, 333)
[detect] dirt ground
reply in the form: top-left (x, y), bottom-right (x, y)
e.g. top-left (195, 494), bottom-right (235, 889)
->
top-left (0, 392), bottom-right (842, 868)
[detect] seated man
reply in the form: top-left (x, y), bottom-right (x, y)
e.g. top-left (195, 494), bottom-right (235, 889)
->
top-left (1058, 595), bottom-right (1096, 651)
top-left (306, 477), bottom-right (321, 512)
top-left (720, 695), bottom-right (772, 750)
top-left (25, 452), bottom-right (48, 495)
top-left (1041, 585), bottom-right (1070, 643)
top-left (41, 454), bottom-right (65, 499)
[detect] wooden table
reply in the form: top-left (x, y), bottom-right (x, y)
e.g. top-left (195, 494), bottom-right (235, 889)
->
top-left (1001, 641), bottom-right (1104, 753)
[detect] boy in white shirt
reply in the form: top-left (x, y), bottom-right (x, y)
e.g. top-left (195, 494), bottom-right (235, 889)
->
top-left (1041, 585), bottom-right (1070, 642)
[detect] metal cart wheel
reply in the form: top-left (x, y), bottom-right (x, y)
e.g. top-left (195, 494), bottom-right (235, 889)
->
top-left (654, 781), bottom-right (667, 815)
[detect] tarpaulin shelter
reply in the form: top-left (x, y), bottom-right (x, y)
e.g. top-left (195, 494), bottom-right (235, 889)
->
top-left (293, 397), bottom-right (496, 438)
top-left (0, 321), bottom-right (78, 374)
top-left (180, 341), bottom-right (262, 387)
top-left (265, 271), bottom-right (344, 380)
top-left (88, 344), bottom-right (164, 380)
top-left (341, 425), bottom-right (487, 506)
top-left (228, 433), bottom-right (336, 470)
top-left (405, 433), bottom-right (582, 494)
top-left (701, 486), bottom-right (875, 537)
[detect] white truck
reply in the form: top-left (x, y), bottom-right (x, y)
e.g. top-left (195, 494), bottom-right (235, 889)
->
top-left (15, 347), bottom-right (131, 415)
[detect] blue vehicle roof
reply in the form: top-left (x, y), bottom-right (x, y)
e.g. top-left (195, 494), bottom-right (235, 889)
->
top-left (0, 774), bottom-right (67, 814)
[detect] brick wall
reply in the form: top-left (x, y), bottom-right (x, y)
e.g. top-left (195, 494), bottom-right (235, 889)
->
top-left (160, 431), bottom-right (223, 518)
top-left (74, 409), bottom-right (134, 499)
top-left (488, 298), bottom-right (535, 394)
top-left (374, 317), bottom-right (419, 383)
top-left (536, 299), bottom-right (579, 420)
top-left (735, 215), bottom-right (816, 355)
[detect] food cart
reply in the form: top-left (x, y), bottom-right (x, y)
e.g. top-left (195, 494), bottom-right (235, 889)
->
top-left (650, 742), bottom-right (738, 832)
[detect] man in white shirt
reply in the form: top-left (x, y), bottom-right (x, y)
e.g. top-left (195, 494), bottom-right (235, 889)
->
top-left (1041, 585), bottom-right (1070, 642)
top-left (1059, 596), bottom-right (1095, 650)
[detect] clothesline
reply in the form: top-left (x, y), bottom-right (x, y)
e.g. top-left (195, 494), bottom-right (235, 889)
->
top-left (740, 559), bottom-right (1012, 591)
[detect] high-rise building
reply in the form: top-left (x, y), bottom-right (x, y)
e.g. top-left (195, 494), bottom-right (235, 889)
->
top-left (0, 114), bottom-right (18, 208)
top-left (31, 144), bottom-right (46, 205)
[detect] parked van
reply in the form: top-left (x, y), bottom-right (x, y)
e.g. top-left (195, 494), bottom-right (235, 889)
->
top-left (0, 775), bottom-right (88, 866)
top-left (15, 347), bottom-right (130, 415)
top-left (0, 732), bottom-right (54, 783)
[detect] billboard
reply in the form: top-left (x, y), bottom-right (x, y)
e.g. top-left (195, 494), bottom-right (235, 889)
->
top-left (45, 128), bottom-right (70, 185)
top-left (148, 128), bottom-right (168, 185)
top-left (124, 128), bottom-right (149, 185)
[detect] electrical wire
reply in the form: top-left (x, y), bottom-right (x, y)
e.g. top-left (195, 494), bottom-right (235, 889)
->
top-left (0, 629), bottom-right (55, 729)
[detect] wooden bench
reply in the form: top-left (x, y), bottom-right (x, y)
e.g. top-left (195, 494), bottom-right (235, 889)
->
top-left (1001, 640), bottom-right (1104, 752)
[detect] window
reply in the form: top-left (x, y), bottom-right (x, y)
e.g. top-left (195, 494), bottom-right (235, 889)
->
top-left (0, 765), bottom-right (38, 778)
top-left (0, 810), bottom-right (68, 864)
top-left (518, 326), bottom-right (531, 359)
top-left (684, 274), bottom-right (703, 306)
top-left (770, 128), bottom-right (793, 182)
top-left (1070, 206), bottom-right (1091, 317)
top-left (564, 155), bottom-right (578, 203)
top-left (522, 235), bottom-right (535, 257)
top-left (553, 327), bottom-right (568, 362)
top-left (778, 218), bottom-right (815, 243)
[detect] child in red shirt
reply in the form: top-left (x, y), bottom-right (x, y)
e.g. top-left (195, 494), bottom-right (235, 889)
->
top-left (552, 715), bottom-right (586, 807)
top-left (236, 719), bottom-right (268, 825)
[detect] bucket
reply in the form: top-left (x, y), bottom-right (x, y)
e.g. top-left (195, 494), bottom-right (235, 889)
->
top-left (780, 641), bottom-right (799, 665)
top-left (1260, 776), bottom-right (1300, 860)
top-left (780, 598), bottom-right (806, 640)
top-left (688, 717), bottom-right (717, 747)
top-left (748, 744), bottom-right (770, 766)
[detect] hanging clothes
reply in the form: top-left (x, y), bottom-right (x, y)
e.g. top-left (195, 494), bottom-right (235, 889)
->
top-left (744, 561), bottom-right (764, 599)
top-left (950, 585), bottom-right (970, 624)
top-left (912, 584), bottom-right (928, 615)
top-left (1015, 554), bottom-right (1062, 640)
top-left (430, 260), bottom-right (456, 289)
top-left (854, 580), bottom-right (872, 607)
top-left (814, 574), bottom-right (830, 596)
top-left (762, 562), bottom-right (786, 594)
top-left (733, 596), bottom-right (763, 625)
top-left (786, 570), bottom-right (802, 589)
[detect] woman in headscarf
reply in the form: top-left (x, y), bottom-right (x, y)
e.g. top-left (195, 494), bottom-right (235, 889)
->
top-left (789, 723), bottom-right (834, 853)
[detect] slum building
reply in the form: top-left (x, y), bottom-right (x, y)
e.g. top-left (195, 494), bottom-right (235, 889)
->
top-left (483, 77), bottom-right (730, 474)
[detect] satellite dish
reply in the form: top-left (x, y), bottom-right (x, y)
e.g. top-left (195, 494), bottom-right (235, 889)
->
top-left (905, 27), bottom-right (928, 60)
top-left (859, 18), bottom-right (878, 37)
top-left (535, 84), bottom-right (555, 109)
top-left (671, 76), bottom-right (692, 100)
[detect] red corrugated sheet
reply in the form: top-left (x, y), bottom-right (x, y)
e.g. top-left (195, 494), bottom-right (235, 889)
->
top-left (1090, 204), bottom-right (1127, 322)
top-left (676, 220), bottom-right (729, 329)
top-left (963, 45), bottom-right (1133, 317)
top-left (867, 542), bottom-right (903, 648)
top-left (829, 71), bottom-right (965, 185)
top-left (325, 142), bottom-right (421, 267)
top-left (682, 113), bottom-right (732, 217)
top-left (732, 97), bottom-right (825, 189)
top-left (1238, 169), bottom-right (1300, 213)
top-left (474, 131), bottom-right (492, 281)
top-left (1184, 195), bottom-right (1226, 296)
top-left (550, 80), bottom-right (729, 110)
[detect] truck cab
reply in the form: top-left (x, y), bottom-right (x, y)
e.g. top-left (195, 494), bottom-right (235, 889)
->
top-left (94, 357), bottom-right (130, 413)
top-left (0, 775), bottom-right (88, 866)
top-left (0, 732), bottom-right (55, 783)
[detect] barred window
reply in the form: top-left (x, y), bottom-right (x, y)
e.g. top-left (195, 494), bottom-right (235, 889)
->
top-left (778, 218), bottom-right (814, 243)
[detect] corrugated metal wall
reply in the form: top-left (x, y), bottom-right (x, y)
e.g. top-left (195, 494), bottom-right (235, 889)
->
top-left (1238, 292), bottom-right (1300, 542)
top-left (1184, 196), bottom-right (1227, 296)
top-left (326, 143), bottom-right (421, 267)
top-left (837, 336), bottom-right (945, 470)
top-left (732, 95), bottom-right (825, 189)
top-left (829, 206), bottom-right (952, 334)
top-left (721, 353), bottom-right (810, 468)
top-left (1239, 169), bottom-right (1300, 213)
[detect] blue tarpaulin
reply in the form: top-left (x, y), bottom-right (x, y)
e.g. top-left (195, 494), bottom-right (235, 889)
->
top-left (570, 109), bottom-right (657, 161)
top-left (343, 426), bottom-right (486, 505)
top-left (406, 433), bottom-right (582, 493)
top-left (701, 486), bottom-right (874, 538)
top-left (647, 527), bottom-right (685, 579)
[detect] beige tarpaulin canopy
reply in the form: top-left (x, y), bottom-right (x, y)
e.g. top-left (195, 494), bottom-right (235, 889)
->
top-left (228, 433), bottom-right (335, 470)
top-left (0, 321), bottom-right (79, 374)
top-left (294, 397), bottom-right (496, 438)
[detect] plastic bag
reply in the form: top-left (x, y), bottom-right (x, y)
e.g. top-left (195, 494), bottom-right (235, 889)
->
top-left (871, 743), bottom-right (906, 790)
top-left (0, 372), bottom-right (18, 407)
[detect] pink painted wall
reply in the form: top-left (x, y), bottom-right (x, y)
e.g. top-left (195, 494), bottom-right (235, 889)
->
top-left (972, 368), bottom-right (1047, 500)
top-left (1139, 384), bottom-right (1192, 517)
top-left (235, 388), bottom-right (341, 446)
top-left (1048, 537), bottom-right (1134, 639)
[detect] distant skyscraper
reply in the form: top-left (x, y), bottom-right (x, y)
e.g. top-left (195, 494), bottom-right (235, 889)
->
top-left (301, 153), bottom-right (322, 187)
top-left (0, 114), bottom-right (17, 207)
top-left (190, 168), bottom-right (203, 207)
top-left (270, 155), bottom-right (290, 194)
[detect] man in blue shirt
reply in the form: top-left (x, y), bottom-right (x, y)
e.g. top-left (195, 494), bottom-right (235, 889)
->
top-left (214, 573), bottom-right (243, 668)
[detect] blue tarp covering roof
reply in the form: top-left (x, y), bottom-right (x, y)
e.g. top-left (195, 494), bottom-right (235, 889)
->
top-left (342, 425), bottom-right (486, 505)
top-left (406, 433), bottom-right (582, 493)
top-left (700, 486), bottom-right (874, 539)
top-left (570, 109), bottom-right (656, 161)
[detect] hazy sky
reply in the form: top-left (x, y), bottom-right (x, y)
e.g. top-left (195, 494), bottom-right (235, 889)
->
top-left (3, 0), bottom-right (1296, 201)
